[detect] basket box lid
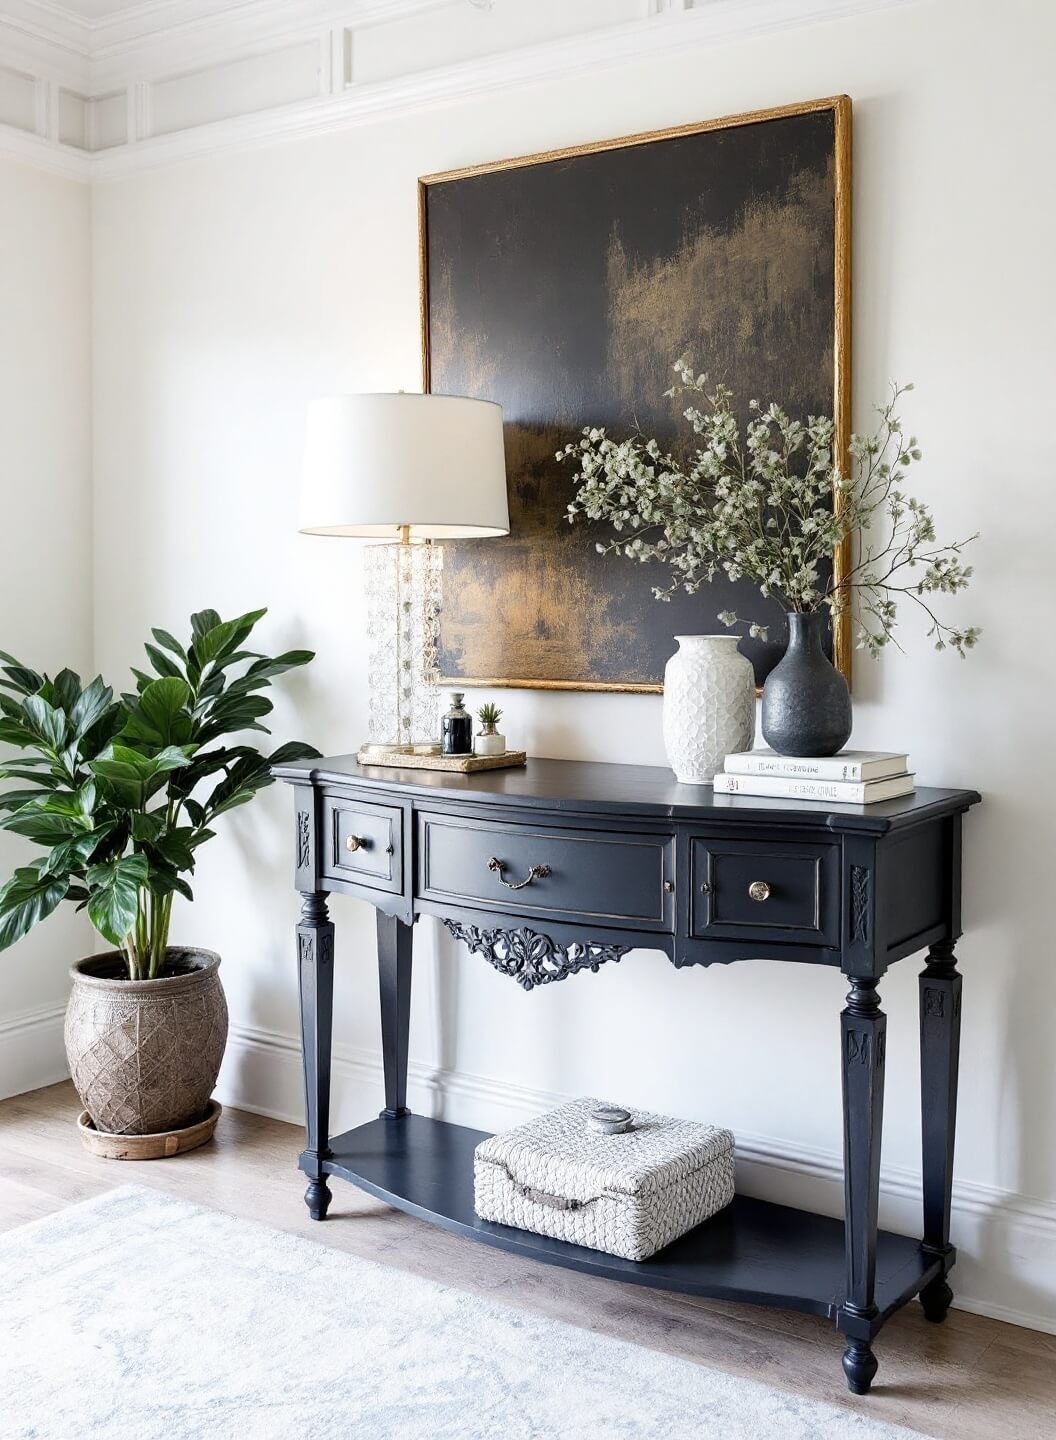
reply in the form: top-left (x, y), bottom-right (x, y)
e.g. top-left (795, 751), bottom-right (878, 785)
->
top-left (474, 1097), bottom-right (734, 1203)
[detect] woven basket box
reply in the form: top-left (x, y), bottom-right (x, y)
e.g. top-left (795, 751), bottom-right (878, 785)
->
top-left (473, 1098), bottom-right (735, 1262)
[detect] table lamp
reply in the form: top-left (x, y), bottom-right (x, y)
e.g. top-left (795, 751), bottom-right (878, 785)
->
top-left (299, 392), bottom-right (509, 756)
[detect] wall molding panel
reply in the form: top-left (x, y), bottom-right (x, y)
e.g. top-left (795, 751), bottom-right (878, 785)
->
top-left (220, 1017), bottom-right (1056, 1338)
top-left (0, 0), bottom-right (917, 176)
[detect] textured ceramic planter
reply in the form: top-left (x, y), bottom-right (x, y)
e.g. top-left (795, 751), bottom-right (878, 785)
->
top-left (64, 948), bottom-right (228, 1139)
top-left (662, 635), bottom-right (755, 785)
top-left (761, 611), bottom-right (852, 757)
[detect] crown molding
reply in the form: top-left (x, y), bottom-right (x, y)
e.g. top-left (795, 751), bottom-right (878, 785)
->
top-left (0, 120), bottom-right (92, 178)
top-left (1, 0), bottom-right (919, 179)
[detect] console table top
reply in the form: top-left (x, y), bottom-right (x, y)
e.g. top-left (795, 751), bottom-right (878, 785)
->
top-left (274, 753), bottom-right (979, 834)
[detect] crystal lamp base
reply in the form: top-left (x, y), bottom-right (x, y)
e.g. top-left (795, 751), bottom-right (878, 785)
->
top-left (364, 541), bottom-right (443, 751)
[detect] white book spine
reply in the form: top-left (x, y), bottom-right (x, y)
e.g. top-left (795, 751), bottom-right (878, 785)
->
top-left (715, 773), bottom-right (894, 803)
top-left (724, 754), bottom-right (882, 782)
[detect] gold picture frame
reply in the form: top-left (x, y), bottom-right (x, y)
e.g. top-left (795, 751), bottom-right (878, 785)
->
top-left (419, 94), bottom-right (852, 692)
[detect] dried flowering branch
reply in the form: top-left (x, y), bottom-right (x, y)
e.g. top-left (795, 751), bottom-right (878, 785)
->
top-left (558, 357), bottom-right (980, 658)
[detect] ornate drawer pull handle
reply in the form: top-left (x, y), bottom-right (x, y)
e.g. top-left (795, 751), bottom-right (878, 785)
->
top-left (487, 856), bottom-right (551, 890)
top-left (748, 880), bottom-right (771, 903)
top-left (345, 834), bottom-right (366, 853)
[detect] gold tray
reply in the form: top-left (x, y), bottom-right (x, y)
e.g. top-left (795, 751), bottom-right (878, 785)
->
top-left (356, 749), bottom-right (527, 773)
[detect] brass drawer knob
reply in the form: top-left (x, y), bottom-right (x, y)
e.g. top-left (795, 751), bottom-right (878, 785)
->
top-left (345, 834), bottom-right (365, 853)
top-left (748, 880), bottom-right (771, 903)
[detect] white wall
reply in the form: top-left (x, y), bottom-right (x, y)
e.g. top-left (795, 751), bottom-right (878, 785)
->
top-left (0, 157), bottom-right (93, 1096)
top-left (86, 0), bottom-right (1056, 1328)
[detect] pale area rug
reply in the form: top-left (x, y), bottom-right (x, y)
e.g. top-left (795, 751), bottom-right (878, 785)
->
top-left (0, 1185), bottom-right (929, 1440)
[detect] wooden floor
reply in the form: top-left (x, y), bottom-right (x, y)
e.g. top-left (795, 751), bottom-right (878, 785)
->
top-left (2, 1083), bottom-right (1052, 1439)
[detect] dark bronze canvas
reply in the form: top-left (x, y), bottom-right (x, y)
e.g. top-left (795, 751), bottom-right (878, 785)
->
top-left (420, 99), bottom-right (851, 690)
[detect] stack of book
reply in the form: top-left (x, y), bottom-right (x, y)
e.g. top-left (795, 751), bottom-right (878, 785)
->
top-left (714, 750), bottom-right (915, 804)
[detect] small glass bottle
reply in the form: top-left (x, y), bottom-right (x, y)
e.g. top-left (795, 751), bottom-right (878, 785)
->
top-left (440, 692), bottom-right (473, 756)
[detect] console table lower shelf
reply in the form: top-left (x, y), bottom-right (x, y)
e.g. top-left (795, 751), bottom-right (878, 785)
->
top-left (302, 1114), bottom-right (944, 1328)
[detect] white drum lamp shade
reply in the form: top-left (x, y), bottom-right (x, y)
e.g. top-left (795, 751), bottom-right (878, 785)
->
top-left (299, 393), bottom-right (509, 539)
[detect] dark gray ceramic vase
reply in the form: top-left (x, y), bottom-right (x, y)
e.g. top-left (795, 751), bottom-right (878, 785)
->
top-left (761, 611), bottom-right (852, 757)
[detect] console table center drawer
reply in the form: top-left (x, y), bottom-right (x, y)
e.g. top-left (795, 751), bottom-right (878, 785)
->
top-left (417, 812), bottom-right (675, 930)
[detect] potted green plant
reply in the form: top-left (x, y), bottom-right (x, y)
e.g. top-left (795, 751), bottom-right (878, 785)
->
top-left (561, 362), bottom-right (980, 758)
top-left (474, 701), bottom-right (505, 757)
top-left (0, 607), bottom-right (318, 1151)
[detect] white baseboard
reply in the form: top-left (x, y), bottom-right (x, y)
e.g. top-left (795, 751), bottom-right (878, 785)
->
top-left (0, 1003), bottom-right (69, 1100)
top-left (219, 1021), bottom-right (1056, 1336)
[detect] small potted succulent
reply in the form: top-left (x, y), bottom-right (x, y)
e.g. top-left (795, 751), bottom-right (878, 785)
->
top-left (0, 607), bottom-right (318, 1154)
top-left (474, 702), bottom-right (506, 757)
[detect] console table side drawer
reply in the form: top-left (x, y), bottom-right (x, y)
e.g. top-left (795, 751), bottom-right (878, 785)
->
top-left (418, 812), bottom-right (674, 930)
top-left (690, 837), bottom-right (839, 945)
top-left (321, 795), bottom-right (404, 895)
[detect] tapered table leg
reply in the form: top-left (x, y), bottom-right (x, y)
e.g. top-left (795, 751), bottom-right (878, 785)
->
top-left (298, 890), bottom-right (335, 1220)
top-left (840, 976), bottom-right (887, 1394)
top-left (377, 911), bottom-right (413, 1119)
top-left (918, 940), bottom-right (962, 1322)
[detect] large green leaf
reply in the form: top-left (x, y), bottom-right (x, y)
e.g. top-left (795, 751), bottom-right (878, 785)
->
top-left (168, 745), bottom-right (256, 797)
top-left (89, 743), bottom-right (192, 808)
top-left (70, 678), bottom-right (114, 740)
top-left (195, 693), bottom-right (273, 745)
top-left (86, 854), bottom-right (147, 947)
top-left (149, 827), bottom-right (198, 872)
top-left (146, 861), bottom-right (193, 902)
top-left (80, 701), bottom-right (124, 760)
top-left (144, 644), bottom-right (183, 681)
top-left (41, 828), bottom-right (112, 878)
top-left (268, 741), bottom-right (322, 767)
top-left (1, 802), bottom-right (90, 843)
top-left (0, 651), bottom-right (43, 696)
top-left (205, 753), bottom-right (272, 819)
top-left (0, 763), bottom-right (60, 784)
top-left (47, 669), bottom-right (82, 716)
top-left (190, 609), bottom-right (222, 641)
top-left (0, 863), bottom-right (69, 951)
top-left (225, 651), bottom-right (315, 696)
top-left (0, 716), bottom-right (33, 748)
top-left (0, 788), bottom-right (56, 814)
top-left (151, 628), bottom-right (187, 662)
top-left (121, 676), bottom-right (193, 748)
top-left (191, 608), bottom-right (268, 671)
top-left (130, 811), bottom-right (165, 842)
top-left (21, 696), bottom-right (67, 752)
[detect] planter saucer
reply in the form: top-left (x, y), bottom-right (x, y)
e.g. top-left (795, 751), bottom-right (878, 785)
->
top-left (76, 1099), bottom-right (222, 1160)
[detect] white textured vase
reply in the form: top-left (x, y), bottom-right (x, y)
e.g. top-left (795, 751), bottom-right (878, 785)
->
top-left (662, 635), bottom-right (755, 785)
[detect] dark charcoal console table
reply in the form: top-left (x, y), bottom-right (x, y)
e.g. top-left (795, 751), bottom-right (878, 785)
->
top-left (275, 754), bottom-right (979, 1395)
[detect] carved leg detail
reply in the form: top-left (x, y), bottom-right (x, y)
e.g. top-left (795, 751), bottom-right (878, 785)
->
top-left (840, 976), bottom-right (886, 1392)
top-left (377, 912), bottom-right (413, 1120)
top-left (298, 891), bottom-right (335, 1219)
top-left (304, 1176), bottom-right (332, 1222)
top-left (842, 1340), bottom-right (879, 1396)
top-left (919, 940), bottom-right (961, 1318)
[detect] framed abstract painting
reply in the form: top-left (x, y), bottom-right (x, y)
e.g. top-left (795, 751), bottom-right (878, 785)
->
top-left (419, 95), bottom-right (851, 691)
